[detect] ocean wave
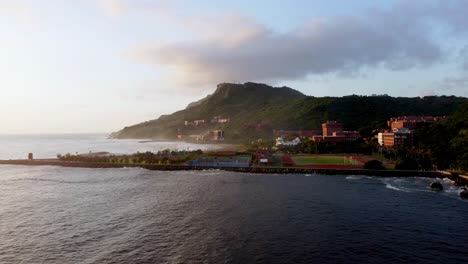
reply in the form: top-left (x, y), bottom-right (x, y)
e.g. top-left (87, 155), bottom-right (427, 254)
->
top-left (345, 175), bottom-right (364, 180)
top-left (442, 177), bottom-right (455, 184)
top-left (9, 178), bottom-right (98, 184)
top-left (385, 183), bottom-right (409, 192)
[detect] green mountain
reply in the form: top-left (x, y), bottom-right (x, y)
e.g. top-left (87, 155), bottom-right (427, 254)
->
top-left (113, 82), bottom-right (467, 142)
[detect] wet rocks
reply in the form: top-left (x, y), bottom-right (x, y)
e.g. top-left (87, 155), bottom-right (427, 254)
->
top-left (460, 188), bottom-right (468, 199)
top-left (430, 181), bottom-right (443, 191)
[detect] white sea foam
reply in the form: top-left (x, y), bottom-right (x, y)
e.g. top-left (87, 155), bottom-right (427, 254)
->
top-left (345, 175), bottom-right (363, 180)
top-left (442, 177), bottom-right (455, 184)
top-left (385, 183), bottom-right (409, 192)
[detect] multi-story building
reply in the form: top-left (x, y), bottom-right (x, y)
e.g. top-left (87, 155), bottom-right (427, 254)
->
top-left (185, 119), bottom-right (206, 126)
top-left (211, 130), bottom-right (225, 141)
top-left (211, 116), bottom-right (230, 124)
top-left (333, 131), bottom-right (360, 141)
top-left (387, 116), bottom-right (447, 130)
top-left (378, 116), bottom-right (446, 147)
top-left (377, 128), bottom-right (414, 147)
top-left (310, 121), bottom-right (360, 142)
top-left (377, 132), bottom-right (394, 146)
top-left (276, 137), bottom-right (301, 146)
top-left (322, 121), bottom-right (343, 136)
top-left (194, 120), bottom-right (206, 126)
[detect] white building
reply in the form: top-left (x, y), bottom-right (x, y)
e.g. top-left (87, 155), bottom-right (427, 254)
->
top-left (276, 137), bottom-right (301, 146)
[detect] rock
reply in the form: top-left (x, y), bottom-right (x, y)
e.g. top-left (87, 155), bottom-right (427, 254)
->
top-left (460, 188), bottom-right (468, 199)
top-left (430, 181), bottom-right (443, 191)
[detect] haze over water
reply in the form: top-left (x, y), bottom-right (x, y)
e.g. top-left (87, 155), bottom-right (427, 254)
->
top-left (0, 134), bottom-right (224, 160)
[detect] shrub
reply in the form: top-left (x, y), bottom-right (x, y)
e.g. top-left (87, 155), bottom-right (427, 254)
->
top-left (395, 157), bottom-right (419, 170)
top-left (364, 159), bottom-right (386, 170)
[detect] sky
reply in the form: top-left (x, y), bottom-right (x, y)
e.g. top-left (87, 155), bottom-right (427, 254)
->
top-left (1, 0), bottom-right (467, 134)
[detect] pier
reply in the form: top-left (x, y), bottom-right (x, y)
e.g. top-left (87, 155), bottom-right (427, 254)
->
top-left (1, 159), bottom-right (467, 185)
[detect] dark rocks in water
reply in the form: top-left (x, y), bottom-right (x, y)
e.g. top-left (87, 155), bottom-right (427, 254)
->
top-left (430, 181), bottom-right (443, 191)
top-left (460, 188), bottom-right (468, 199)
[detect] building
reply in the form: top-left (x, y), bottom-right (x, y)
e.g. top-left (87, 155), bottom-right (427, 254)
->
top-left (185, 119), bottom-right (206, 126)
top-left (188, 134), bottom-right (206, 141)
top-left (322, 121), bottom-right (343, 136)
top-left (276, 137), bottom-right (301, 146)
top-left (211, 116), bottom-right (230, 124)
top-left (377, 132), bottom-right (395, 147)
top-left (378, 128), bottom-right (414, 147)
top-left (311, 135), bottom-right (346, 143)
top-left (194, 120), bottom-right (206, 126)
top-left (393, 128), bottom-right (414, 145)
top-left (378, 115), bottom-right (446, 147)
top-left (387, 116), bottom-right (447, 130)
top-left (310, 121), bottom-right (360, 142)
top-left (211, 130), bottom-right (225, 141)
top-left (187, 130), bottom-right (225, 141)
top-left (333, 131), bottom-right (360, 141)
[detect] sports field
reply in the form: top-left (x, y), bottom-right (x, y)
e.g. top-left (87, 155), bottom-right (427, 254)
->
top-left (291, 155), bottom-right (361, 166)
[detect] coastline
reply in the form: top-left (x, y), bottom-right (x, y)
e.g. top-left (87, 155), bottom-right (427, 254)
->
top-left (1, 159), bottom-right (466, 185)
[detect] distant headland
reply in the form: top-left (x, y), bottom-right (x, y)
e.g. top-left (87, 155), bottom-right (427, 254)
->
top-left (111, 82), bottom-right (467, 143)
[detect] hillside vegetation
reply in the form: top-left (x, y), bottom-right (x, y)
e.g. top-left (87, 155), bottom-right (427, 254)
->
top-left (114, 82), bottom-right (467, 142)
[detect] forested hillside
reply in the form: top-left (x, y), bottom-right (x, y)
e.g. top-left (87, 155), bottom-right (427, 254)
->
top-left (113, 82), bottom-right (467, 142)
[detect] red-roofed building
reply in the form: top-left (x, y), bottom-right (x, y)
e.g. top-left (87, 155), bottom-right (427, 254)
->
top-left (322, 121), bottom-right (343, 136)
top-left (387, 116), bottom-right (447, 130)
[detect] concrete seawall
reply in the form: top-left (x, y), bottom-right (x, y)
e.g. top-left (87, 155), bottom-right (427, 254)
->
top-left (1, 159), bottom-right (463, 181)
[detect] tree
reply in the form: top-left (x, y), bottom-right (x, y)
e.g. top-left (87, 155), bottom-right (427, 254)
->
top-left (395, 157), bottom-right (419, 170)
top-left (364, 160), bottom-right (386, 170)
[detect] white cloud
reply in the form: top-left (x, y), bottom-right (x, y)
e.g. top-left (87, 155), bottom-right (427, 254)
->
top-left (125, 0), bottom-right (468, 90)
top-left (0, 0), bottom-right (32, 21)
top-left (99, 0), bottom-right (126, 17)
top-left (98, 0), bottom-right (175, 18)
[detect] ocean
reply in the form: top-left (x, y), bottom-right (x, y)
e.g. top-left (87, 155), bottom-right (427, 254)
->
top-left (0, 135), bottom-right (467, 263)
top-left (0, 134), bottom-right (225, 160)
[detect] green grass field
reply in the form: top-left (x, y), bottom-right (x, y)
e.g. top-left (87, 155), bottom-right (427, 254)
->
top-left (292, 155), bottom-right (358, 166)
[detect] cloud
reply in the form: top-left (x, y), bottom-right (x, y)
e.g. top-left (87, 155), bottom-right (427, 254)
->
top-left (0, 0), bottom-right (32, 21)
top-left (126, 0), bottom-right (468, 90)
top-left (98, 0), bottom-right (174, 18)
top-left (438, 74), bottom-right (468, 91)
top-left (99, 0), bottom-right (126, 17)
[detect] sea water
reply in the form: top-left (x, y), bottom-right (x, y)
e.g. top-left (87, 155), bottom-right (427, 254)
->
top-left (0, 134), bottom-right (224, 160)
top-left (0, 135), bottom-right (467, 263)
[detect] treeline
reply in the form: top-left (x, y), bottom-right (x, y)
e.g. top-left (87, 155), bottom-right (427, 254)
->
top-left (380, 102), bottom-right (467, 172)
top-left (114, 82), bottom-right (467, 142)
top-left (58, 149), bottom-right (203, 165)
top-left (412, 102), bottom-right (467, 171)
top-left (276, 102), bottom-right (467, 172)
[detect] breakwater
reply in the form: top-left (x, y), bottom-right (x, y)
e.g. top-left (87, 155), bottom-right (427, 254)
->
top-left (2, 159), bottom-right (466, 184)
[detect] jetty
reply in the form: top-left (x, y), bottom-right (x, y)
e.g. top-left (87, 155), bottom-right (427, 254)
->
top-left (1, 159), bottom-right (467, 185)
